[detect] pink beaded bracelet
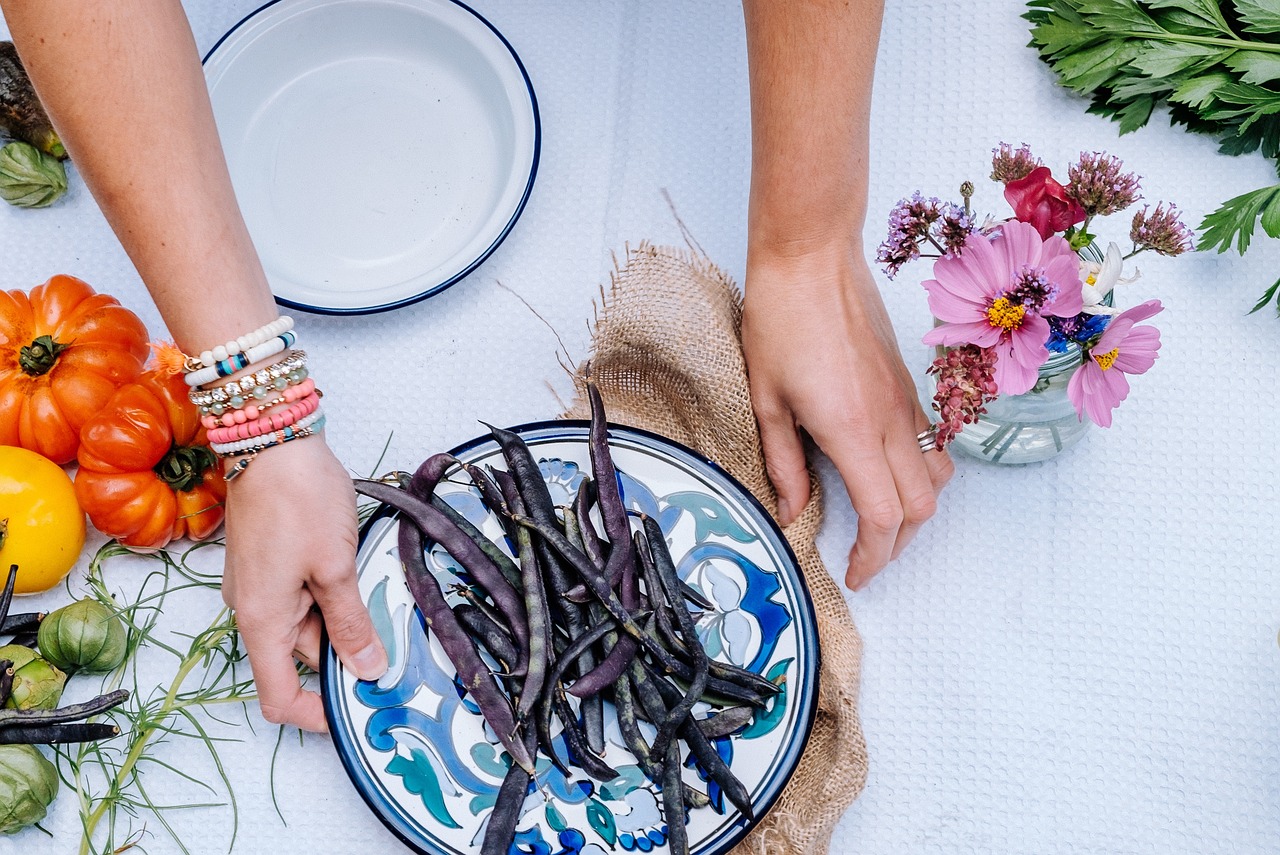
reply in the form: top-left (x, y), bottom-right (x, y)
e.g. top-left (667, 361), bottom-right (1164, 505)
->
top-left (200, 377), bottom-right (317, 429)
top-left (206, 392), bottom-right (320, 444)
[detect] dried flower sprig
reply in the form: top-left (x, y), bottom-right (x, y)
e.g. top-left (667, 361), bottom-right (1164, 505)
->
top-left (1067, 152), bottom-right (1141, 218)
top-left (1130, 203), bottom-right (1195, 257)
top-left (928, 345), bottom-right (998, 449)
top-left (991, 143), bottom-right (1041, 184)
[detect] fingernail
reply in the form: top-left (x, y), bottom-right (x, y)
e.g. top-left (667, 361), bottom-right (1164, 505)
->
top-left (352, 642), bottom-right (388, 680)
top-left (777, 498), bottom-right (793, 526)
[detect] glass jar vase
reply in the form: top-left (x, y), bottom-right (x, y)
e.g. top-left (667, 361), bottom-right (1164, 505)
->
top-left (943, 347), bottom-right (1088, 464)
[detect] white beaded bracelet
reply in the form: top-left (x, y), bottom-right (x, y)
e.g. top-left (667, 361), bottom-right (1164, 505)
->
top-left (191, 317), bottom-right (294, 369)
top-left (184, 331), bottom-right (297, 387)
top-left (210, 408), bottom-right (325, 456)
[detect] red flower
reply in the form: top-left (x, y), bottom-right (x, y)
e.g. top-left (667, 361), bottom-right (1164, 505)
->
top-left (1003, 166), bottom-right (1086, 239)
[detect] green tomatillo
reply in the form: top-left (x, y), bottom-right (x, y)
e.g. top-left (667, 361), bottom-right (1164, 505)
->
top-left (0, 745), bottom-right (59, 834)
top-left (37, 598), bottom-right (127, 673)
top-left (0, 140), bottom-right (67, 208)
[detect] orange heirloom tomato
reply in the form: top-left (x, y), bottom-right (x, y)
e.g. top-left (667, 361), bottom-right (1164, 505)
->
top-left (75, 369), bottom-right (226, 550)
top-left (0, 275), bottom-right (150, 464)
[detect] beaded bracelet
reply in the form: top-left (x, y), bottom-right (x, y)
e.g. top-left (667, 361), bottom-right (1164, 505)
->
top-left (212, 408), bottom-right (325, 456)
top-left (221, 414), bottom-right (327, 483)
top-left (207, 392), bottom-right (320, 444)
top-left (184, 331), bottom-right (297, 387)
top-left (201, 378), bottom-right (317, 429)
top-left (188, 317), bottom-right (294, 370)
top-left (190, 351), bottom-right (308, 411)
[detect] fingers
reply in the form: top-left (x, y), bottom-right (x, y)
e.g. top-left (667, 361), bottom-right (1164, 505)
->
top-left (823, 411), bottom-right (954, 592)
top-left (236, 613), bottom-right (329, 732)
top-left (309, 562), bottom-right (388, 682)
top-left (755, 397), bottom-right (812, 526)
top-left (883, 424), bottom-right (946, 562)
top-left (823, 440), bottom-right (901, 591)
top-left (293, 609), bottom-right (323, 672)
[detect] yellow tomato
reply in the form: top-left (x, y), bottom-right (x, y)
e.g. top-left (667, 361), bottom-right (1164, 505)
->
top-left (0, 446), bottom-right (86, 594)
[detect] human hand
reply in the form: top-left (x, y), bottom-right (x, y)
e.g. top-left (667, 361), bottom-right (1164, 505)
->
top-left (220, 436), bottom-right (387, 731)
top-left (742, 245), bottom-right (953, 590)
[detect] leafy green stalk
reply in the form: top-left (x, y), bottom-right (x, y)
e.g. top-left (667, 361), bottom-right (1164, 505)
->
top-left (1026, 0), bottom-right (1280, 311)
top-left (57, 540), bottom-right (257, 855)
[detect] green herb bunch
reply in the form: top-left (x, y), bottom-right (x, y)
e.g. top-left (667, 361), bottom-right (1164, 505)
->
top-left (1025, 0), bottom-right (1280, 312)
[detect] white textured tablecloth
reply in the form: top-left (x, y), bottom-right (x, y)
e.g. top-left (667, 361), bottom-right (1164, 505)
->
top-left (4, 1), bottom-right (1278, 853)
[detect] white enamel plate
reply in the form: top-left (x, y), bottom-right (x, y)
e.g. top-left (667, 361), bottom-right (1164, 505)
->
top-left (204, 0), bottom-right (539, 314)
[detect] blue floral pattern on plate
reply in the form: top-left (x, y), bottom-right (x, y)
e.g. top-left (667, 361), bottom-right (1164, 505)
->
top-left (322, 422), bottom-right (819, 855)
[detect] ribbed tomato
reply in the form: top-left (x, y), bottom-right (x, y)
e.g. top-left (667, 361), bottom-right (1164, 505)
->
top-left (75, 369), bottom-right (225, 550)
top-left (0, 275), bottom-right (150, 464)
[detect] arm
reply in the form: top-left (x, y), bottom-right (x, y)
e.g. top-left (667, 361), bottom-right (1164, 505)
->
top-left (1, 0), bottom-right (385, 728)
top-left (741, 0), bottom-right (952, 589)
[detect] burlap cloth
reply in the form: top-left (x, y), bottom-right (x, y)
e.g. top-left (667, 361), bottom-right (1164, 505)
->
top-left (562, 243), bottom-right (868, 854)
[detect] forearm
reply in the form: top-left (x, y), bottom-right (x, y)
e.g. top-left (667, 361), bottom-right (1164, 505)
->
top-left (742, 0), bottom-right (883, 264)
top-left (1, 0), bottom-right (277, 351)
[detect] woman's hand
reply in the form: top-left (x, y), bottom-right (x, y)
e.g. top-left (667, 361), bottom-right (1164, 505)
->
top-left (742, 246), bottom-right (953, 590)
top-left (220, 437), bottom-right (387, 731)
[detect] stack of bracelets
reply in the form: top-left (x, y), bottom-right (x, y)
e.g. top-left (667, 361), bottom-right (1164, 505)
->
top-left (182, 316), bottom-right (325, 481)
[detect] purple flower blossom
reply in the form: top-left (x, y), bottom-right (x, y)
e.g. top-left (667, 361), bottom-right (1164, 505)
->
top-left (1131, 203), bottom-right (1194, 256)
top-left (1067, 151), bottom-right (1141, 217)
top-left (937, 202), bottom-right (976, 255)
top-left (877, 192), bottom-right (941, 278)
top-left (877, 194), bottom-right (975, 277)
top-left (990, 143), bottom-right (1041, 184)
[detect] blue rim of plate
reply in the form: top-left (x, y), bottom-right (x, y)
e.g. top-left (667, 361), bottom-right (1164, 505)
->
top-left (202, 0), bottom-right (541, 316)
top-left (321, 420), bottom-right (821, 855)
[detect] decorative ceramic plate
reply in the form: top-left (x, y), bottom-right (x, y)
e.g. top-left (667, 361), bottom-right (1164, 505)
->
top-left (322, 422), bottom-right (819, 855)
top-left (203, 0), bottom-right (540, 314)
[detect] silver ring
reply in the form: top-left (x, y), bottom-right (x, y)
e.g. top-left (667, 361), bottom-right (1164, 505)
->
top-left (917, 426), bottom-right (938, 453)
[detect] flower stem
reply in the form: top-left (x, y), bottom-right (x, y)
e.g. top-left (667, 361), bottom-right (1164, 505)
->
top-left (77, 610), bottom-right (235, 855)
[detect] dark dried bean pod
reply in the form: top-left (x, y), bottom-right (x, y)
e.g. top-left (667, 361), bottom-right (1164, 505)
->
top-left (573, 479), bottom-right (609, 571)
top-left (0, 565), bottom-right (15, 627)
top-left (550, 689), bottom-right (618, 782)
top-left (354, 479), bottom-right (529, 653)
top-left (0, 661), bottom-right (11, 708)
top-left (615, 673), bottom-right (709, 809)
top-left (453, 604), bottom-right (522, 677)
top-left (586, 385), bottom-right (635, 584)
top-left (570, 634), bottom-right (637, 699)
top-left (545, 617), bottom-right (628, 695)
top-left (398, 522), bottom-right (534, 775)
top-left (6, 631), bottom-right (37, 648)
top-left (429, 495), bottom-right (521, 590)
top-left (662, 738), bottom-right (691, 855)
top-left (0, 721), bottom-right (120, 745)
top-left (450, 585), bottom-right (512, 638)
top-left (696, 706), bottom-right (755, 739)
top-left (641, 662), bottom-right (755, 821)
top-left (512, 500), bottom-right (549, 723)
top-left (0, 612), bottom-right (43, 635)
top-left (0, 688), bottom-right (130, 728)
top-left (514, 515), bottom-right (702, 683)
top-left (481, 730), bottom-right (536, 855)
top-left (406, 452), bottom-right (460, 498)
top-left (638, 520), bottom-right (710, 761)
top-left (641, 516), bottom-right (779, 700)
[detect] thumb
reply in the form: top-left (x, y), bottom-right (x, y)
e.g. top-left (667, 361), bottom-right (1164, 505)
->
top-left (311, 571), bottom-right (387, 681)
top-left (757, 403), bottom-right (811, 527)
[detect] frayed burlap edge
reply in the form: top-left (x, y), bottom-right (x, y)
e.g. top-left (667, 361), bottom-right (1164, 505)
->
top-left (562, 242), bottom-right (868, 855)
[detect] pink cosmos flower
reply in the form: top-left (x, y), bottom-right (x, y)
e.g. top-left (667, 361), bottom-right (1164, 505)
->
top-left (1067, 299), bottom-right (1163, 428)
top-left (922, 220), bottom-right (1084, 395)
